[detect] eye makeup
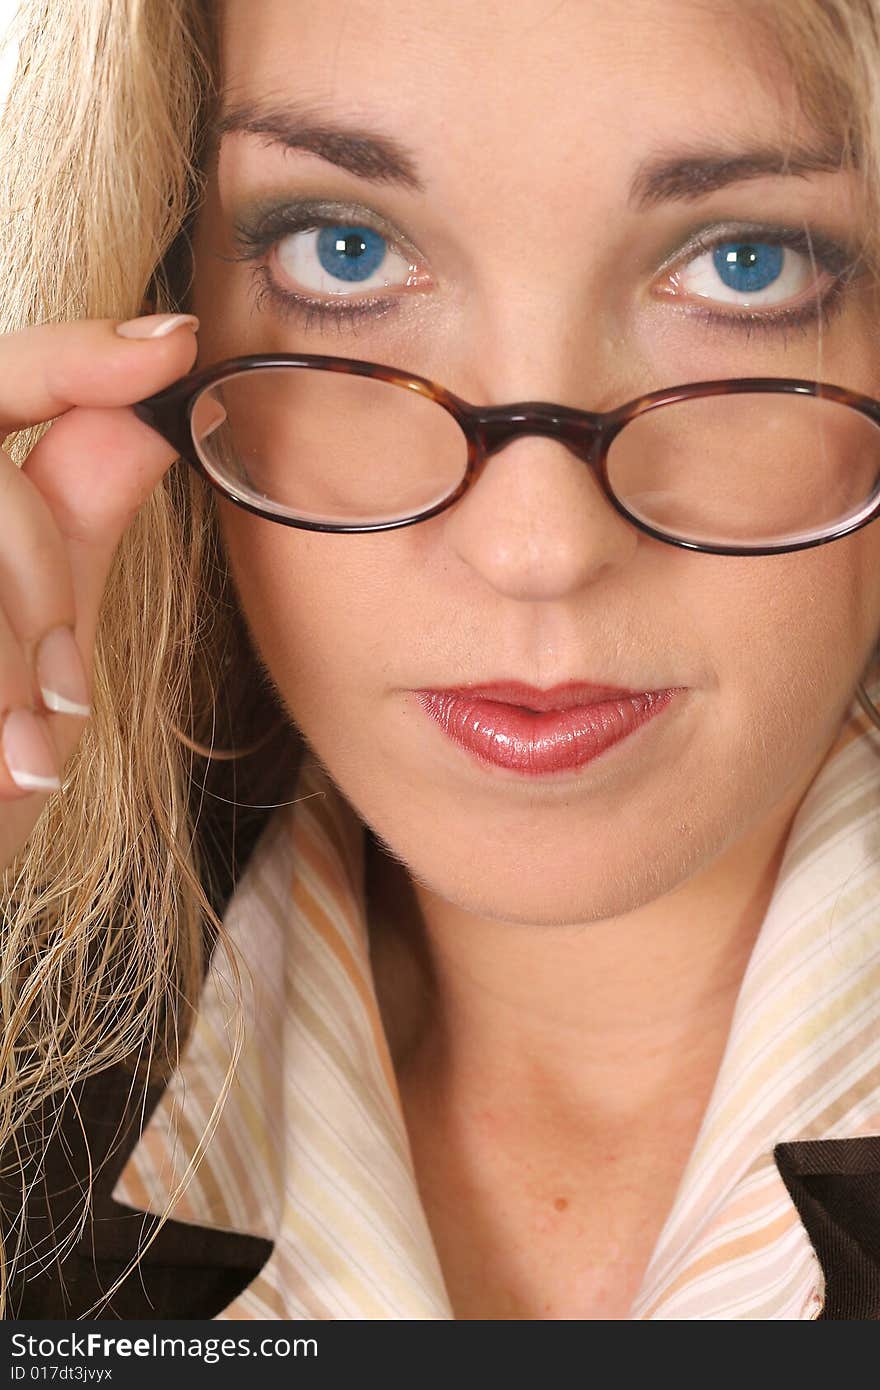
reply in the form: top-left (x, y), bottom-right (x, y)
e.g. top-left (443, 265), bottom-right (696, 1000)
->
top-left (219, 193), bottom-right (867, 341)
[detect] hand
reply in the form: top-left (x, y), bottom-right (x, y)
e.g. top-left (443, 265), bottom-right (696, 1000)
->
top-left (0, 312), bottom-right (199, 871)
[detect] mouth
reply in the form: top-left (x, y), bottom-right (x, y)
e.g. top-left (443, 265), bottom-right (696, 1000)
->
top-left (411, 681), bottom-right (685, 777)
top-left (429, 679), bottom-right (666, 713)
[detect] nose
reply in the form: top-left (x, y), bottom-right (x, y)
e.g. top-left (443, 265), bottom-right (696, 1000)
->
top-left (440, 426), bottom-right (640, 602)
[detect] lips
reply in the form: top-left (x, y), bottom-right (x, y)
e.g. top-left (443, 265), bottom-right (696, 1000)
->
top-left (426, 680), bottom-right (653, 713)
top-left (412, 684), bottom-right (682, 776)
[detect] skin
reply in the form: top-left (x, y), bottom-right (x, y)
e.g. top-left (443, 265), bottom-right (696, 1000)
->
top-left (189, 0), bottom-right (880, 1317)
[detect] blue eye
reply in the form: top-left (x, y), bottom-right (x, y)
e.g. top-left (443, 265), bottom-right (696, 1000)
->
top-left (674, 233), bottom-right (844, 322)
top-left (267, 219), bottom-right (415, 300)
top-left (712, 242), bottom-right (784, 295)
top-left (316, 225), bottom-right (388, 283)
top-left (227, 205), bottom-right (423, 332)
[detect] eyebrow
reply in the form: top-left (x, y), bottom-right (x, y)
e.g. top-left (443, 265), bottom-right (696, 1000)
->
top-left (207, 99), bottom-right (424, 191)
top-left (629, 138), bottom-right (852, 210)
top-left (207, 99), bottom-right (850, 208)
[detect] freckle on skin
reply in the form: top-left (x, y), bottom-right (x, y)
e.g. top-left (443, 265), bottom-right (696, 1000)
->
top-left (553, 1196), bottom-right (569, 1211)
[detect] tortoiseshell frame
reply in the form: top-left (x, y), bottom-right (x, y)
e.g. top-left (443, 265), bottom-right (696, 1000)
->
top-left (132, 353), bottom-right (880, 556)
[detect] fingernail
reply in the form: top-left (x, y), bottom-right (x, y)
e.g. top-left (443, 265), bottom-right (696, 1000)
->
top-left (36, 626), bottom-right (92, 717)
top-left (115, 313), bottom-right (200, 340)
top-left (2, 708), bottom-right (61, 792)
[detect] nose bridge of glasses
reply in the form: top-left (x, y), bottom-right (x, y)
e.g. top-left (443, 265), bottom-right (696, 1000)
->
top-left (471, 401), bottom-right (608, 463)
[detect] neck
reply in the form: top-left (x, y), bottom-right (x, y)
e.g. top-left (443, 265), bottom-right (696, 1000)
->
top-left (366, 772), bottom-right (811, 1133)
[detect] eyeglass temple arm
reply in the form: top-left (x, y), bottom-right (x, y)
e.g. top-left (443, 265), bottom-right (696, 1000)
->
top-left (131, 380), bottom-right (198, 459)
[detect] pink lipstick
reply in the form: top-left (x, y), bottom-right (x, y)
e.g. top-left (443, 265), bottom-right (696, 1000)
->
top-left (412, 682), bottom-right (681, 776)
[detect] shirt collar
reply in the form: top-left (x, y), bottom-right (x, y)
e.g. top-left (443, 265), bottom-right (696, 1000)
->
top-left (112, 672), bottom-right (880, 1318)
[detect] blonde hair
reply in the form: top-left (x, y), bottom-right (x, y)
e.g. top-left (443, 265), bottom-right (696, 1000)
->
top-left (0, 0), bottom-right (879, 1320)
top-left (0, 0), bottom-right (303, 1317)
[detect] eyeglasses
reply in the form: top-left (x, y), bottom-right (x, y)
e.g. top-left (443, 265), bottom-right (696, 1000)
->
top-left (131, 353), bottom-right (880, 557)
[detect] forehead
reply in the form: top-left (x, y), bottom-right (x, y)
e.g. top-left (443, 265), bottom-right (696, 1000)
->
top-left (212, 0), bottom-right (810, 180)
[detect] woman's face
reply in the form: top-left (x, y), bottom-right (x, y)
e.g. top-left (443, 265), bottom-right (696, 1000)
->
top-left (190, 0), bottom-right (880, 927)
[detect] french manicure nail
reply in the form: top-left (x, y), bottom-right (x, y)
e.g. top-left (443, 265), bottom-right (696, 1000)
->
top-left (115, 313), bottom-right (200, 339)
top-left (36, 626), bottom-right (91, 717)
top-left (2, 708), bottom-right (61, 792)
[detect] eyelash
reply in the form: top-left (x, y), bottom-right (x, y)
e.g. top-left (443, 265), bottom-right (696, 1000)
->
top-left (227, 207), bottom-right (859, 339)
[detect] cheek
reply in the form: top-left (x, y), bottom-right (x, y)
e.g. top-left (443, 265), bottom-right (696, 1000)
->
top-left (686, 534), bottom-right (880, 755)
top-left (217, 503), bottom-right (403, 740)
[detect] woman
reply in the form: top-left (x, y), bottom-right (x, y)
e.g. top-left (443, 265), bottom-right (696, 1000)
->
top-left (2, 0), bottom-right (880, 1320)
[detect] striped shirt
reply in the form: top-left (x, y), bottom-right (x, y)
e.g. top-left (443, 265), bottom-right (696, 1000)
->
top-left (112, 673), bottom-right (880, 1318)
